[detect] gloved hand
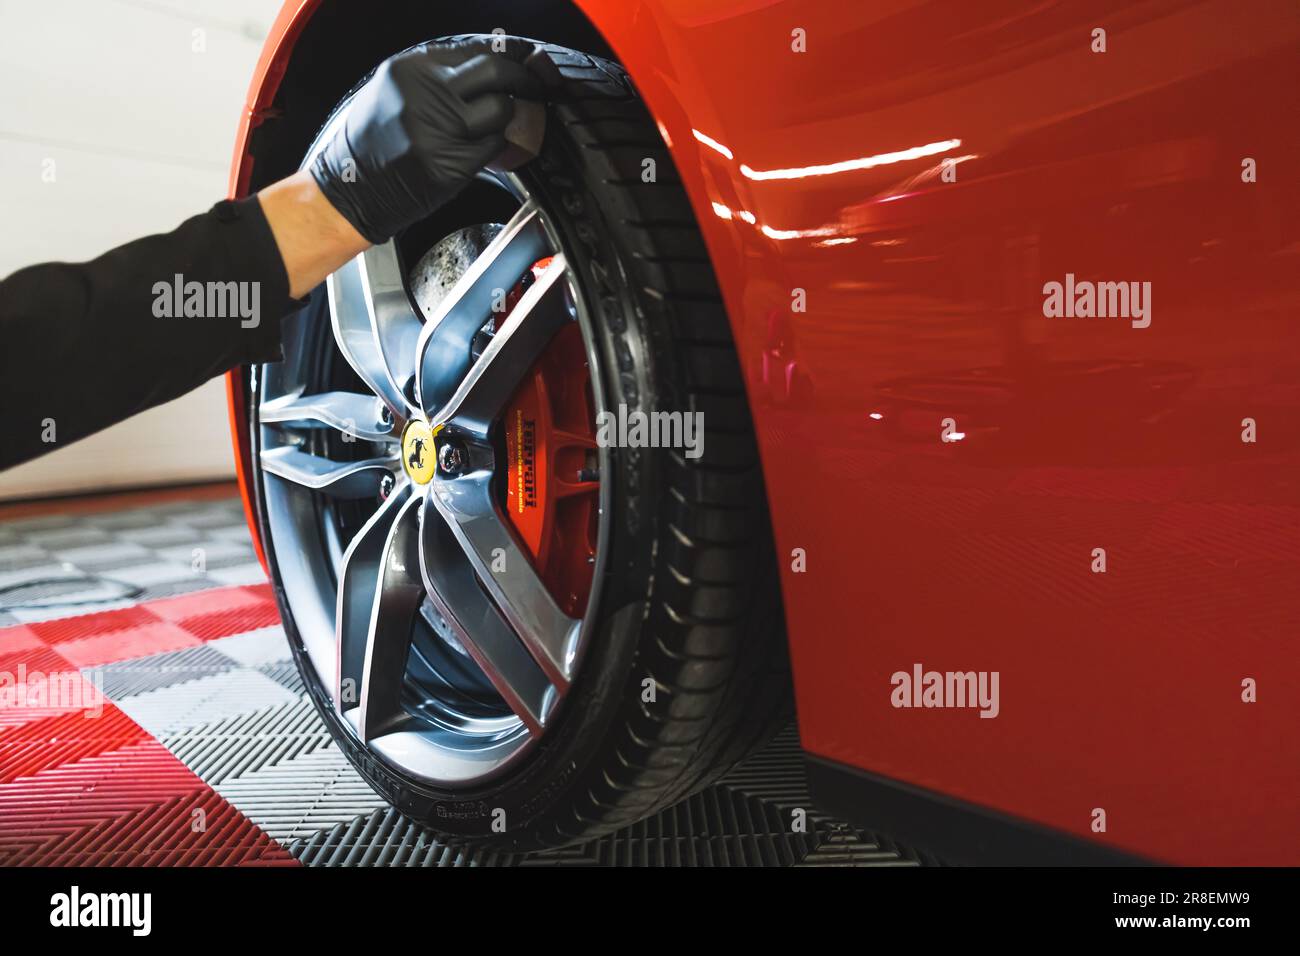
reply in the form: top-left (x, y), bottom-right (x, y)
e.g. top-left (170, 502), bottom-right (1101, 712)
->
top-left (310, 37), bottom-right (561, 245)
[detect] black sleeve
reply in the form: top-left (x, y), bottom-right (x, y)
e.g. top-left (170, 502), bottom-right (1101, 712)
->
top-left (0, 197), bottom-right (304, 471)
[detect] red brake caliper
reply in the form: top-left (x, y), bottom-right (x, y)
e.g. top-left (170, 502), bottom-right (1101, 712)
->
top-left (500, 260), bottom-right (600, 618)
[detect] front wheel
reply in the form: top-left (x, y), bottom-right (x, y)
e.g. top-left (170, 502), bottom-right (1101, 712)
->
top-left (248, 38), bottom-right (790, 848)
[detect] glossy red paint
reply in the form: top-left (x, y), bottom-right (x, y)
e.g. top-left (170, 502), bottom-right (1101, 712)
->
top-left (223, 0), bottom-right (318, 575)
top-left (227, 0), bottom-right (1300, 864)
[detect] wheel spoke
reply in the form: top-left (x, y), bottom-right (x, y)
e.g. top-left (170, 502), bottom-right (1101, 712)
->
top-left (260, 390), bottom-right (398, 443)
top-left (334, 483), bottom-right (410, 710)
top-left (428, 472), bottom-right (579, 687)
top-left (433, 255), bottom-right (572, 438)
top-left (354, 493), bottom-right (425, 742)
top-left (418, 492), bottom-right (554, 733)
top-left (328, 242), bottom-right (421, 416)
top-left (259, 446), bottom-right (395, 498)
top-left (415, 202), bottom-right (549, 416)
top-left (359, 241), bottom-right (424, 407)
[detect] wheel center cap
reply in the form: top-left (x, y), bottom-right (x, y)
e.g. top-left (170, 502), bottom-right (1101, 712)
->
top-left (401, 419), bottom-right (437, 485)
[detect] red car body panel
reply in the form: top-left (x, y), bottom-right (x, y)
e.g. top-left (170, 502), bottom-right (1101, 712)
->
top-left (226, 0), bottom-right (1300, 864)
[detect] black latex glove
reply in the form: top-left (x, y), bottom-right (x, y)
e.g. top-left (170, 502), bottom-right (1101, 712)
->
top-left (310, 37), bottom-right (560, 244)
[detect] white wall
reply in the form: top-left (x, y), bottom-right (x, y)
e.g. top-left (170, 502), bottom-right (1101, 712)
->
top-left (0, 0), bottom-right (280, 500)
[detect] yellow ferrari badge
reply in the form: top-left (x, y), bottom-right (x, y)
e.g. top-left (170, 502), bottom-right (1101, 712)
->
top-left (401, 419), bottom-right (437, 485)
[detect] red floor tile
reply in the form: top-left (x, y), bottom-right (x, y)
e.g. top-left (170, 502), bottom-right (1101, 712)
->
top-left (29, 605), bottom-right (161, 645)
top-left (147, 585), bottom-right (268, 623)
top-left (54, 621), bottom-right (201, 669)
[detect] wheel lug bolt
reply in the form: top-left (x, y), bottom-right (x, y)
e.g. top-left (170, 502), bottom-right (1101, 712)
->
top-left (378, 472), bottom-right (396, 501)
top-left (437, 440), bottom-right (467, 477)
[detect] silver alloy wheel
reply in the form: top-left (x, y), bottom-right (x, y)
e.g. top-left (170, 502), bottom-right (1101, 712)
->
top-left (256, 167), bottom-right (610, 786)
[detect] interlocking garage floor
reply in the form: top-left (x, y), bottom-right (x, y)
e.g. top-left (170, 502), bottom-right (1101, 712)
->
top-left (0, 491), bottom-right (927, 867)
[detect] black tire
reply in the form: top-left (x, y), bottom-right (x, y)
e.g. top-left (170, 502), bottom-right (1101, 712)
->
top-left (258, 37), bottom-right (791, 849)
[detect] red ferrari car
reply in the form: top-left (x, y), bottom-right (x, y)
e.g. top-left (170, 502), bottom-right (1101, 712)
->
top-left (225, 0), bottom-right (1299, 864)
